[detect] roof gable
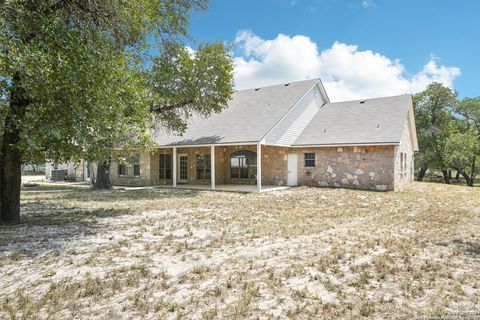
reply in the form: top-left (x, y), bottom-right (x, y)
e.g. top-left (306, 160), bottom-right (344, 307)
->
top-left (153, 79), bottom-right (319, 146)
top-left (293, 95), bottom-right (412, 147)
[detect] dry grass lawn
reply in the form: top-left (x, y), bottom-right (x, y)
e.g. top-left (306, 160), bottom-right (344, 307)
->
top-left (1, 182), bottom-right (479, 319)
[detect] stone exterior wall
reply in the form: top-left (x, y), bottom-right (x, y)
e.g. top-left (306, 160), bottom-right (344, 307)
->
top-left (110, 143), bottom-right (404, 191)
top-left (294, 146), bottom-right (395, 191)
top-left (393, 118), bottom-right (415, 190)
top-left (110, 153), bottom-right (152, 187)
top-left (261, 146), bottom-right (289, 185)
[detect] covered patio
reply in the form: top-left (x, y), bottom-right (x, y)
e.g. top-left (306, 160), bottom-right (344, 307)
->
top-left (168, 144), bottom-right (269, 192)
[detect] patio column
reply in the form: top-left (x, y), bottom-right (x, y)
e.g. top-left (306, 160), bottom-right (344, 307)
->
top-left (257, 143), bottom-right (262, 192)
top-left (210, 145), bottom-right (215, 190)
top-left (172, 147), bottom-right (177, 188)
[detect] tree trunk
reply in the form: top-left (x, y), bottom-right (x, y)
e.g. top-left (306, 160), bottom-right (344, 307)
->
top-left (455, 170), bottom-right (460, 181)
top-left (1, 136), bottom-right (23, 224)
top-left (448, 169), bottom-right (452, 181)
top-left (0, 73), bottom-right (28, 225)
top-left (417, 167), bottom-right (427, 181)
top-left (94, 161), bottom-right (112, 189)
top-left (442, 169), bottom-right (451, 184)
top-left (470, 156), bottom-right (476, 187)
top-left (460, 172), bottom-right (474, 187)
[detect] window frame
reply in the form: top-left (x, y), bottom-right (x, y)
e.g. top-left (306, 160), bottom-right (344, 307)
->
top-left (118, 164), bottom-right (126, 176)
top-left (159, 154), bottom-right (172, 180)
top-left (118, 154), bottom-right (141, 177)
top-left (131, 154), bottom-right (141, 177)
top-left (196, 154), bottom-right (211, 180)
top-left (304, 153), bottom-right (316, 167)
top-left (230, 150), bottom-right (257, 180)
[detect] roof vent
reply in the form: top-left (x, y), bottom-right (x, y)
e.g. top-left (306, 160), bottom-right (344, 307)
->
top-left (360, 100), bottom-right (366, 104)
top-left (376, 124), bottom-right (381, 129)
top-left (254, 88), bottom-right (260, 91)
top-left (323, 128), bottom-right (327, 134)
top-left (284, 83), bottom-right (290, 86)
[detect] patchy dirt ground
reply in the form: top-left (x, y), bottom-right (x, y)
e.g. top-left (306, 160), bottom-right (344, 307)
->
top-left (1, 182), bottom-right (479, 319)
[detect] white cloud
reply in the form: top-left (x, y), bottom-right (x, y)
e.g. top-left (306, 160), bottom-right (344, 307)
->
top-left (362, 0), bottom-right (375, 8)
top-left (233, 30), bottom-right (460, 102)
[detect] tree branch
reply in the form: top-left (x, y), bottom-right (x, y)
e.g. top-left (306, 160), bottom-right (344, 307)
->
top-left (150, 99), bottom-right (194, 113)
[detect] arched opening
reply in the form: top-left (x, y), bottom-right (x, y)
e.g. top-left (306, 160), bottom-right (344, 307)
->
top-left (230, 150), bottom-right (257, 180)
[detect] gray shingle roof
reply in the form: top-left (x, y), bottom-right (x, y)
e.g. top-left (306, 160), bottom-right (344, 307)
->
top-left (293, 95), bottom-right (411, 146)
top-left (153, 79), bottom-right (318, 146)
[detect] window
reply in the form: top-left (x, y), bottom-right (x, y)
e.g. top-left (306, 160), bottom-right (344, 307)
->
top-left (400, 152), bottom-right (404, 178)
top-left (159, 154), bottom-right (172, 179)
top-left (118, 154), bottom-right (140, 176)
top-left (304, 153), bottom-right (315, 167)
top-left (400, 152), bottom-right (408, 178)
top-left (131, 154), bottom-right (140, 176)
top-left (196, 154), bottom-right (211, 180)
top-left (230, 150), bottom-right (257, 179)
top-left (118, 164), bottom-right (126, 175)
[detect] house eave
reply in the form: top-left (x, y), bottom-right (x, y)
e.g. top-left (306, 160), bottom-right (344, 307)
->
top-left (291, 142), bottom-right (399, 148)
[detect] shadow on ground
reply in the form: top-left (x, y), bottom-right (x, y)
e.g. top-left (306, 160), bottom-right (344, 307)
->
top-left (453, 239), bottom-right (480, 258)
top-left (0, 188), bottom-right (201, 258)
top-left (54, 187), bottom-right (203, 202)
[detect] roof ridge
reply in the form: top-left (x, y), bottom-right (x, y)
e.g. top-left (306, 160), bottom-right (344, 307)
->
top-left (327, 94), bottom-right (411, 105)
top-left (234, 78), bottom-right (319, 92)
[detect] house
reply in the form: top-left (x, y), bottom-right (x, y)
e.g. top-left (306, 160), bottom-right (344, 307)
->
top-left (109, 79), bottom-right (418, 191)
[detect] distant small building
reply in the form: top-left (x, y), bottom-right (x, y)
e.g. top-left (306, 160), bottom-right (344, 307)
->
top-left (109, 79), bottom-right (418, 191)
top-left (45, 160), bottom-right (91, 182)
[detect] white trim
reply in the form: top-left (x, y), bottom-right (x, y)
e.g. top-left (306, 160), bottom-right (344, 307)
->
top-left (291, 142), bottom-right (398, 148)
top-left (316, 79), bottom-right (330, 103)
top-left (257, 143), bottom-right (262, 192)
top-left (210, 145), bottom-right (215, 190)
top-left (177, 153), bottom-right (188, 183)
top-left (407, 96), bottom-right (419, 151)
top-left (157, 141), bottom-right (259, 149)
top-left (172, 147), bottom-right (177, 187)
top-left (287, 153), bottom-right (298, 186)
top-left (260, 80), bottom-right (321, 143)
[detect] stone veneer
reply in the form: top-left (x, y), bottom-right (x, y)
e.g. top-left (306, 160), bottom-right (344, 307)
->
top-left (110, 153), bottom-right (151, 187)
top-left (111, 141), bottom-right (412, 191)
top-left (294, 146), bottom-right (395, 191)
top-left (393, 118), bottom-right (415, 190)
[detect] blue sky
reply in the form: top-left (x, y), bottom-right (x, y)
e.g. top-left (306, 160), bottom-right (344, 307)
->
top-left (187, 0), bottom-right (479, 101)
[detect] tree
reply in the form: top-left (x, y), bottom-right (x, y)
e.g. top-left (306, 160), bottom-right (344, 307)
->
top-left (446, 97), bottom-right (480, 187)
top-left (443, 130), bottom-right (479, 186)
top-left (413, 83), bottom-right (457, 182)
top-left (93, 42), bottom-right (234, 189)
top-left (0, 1), bottom-right (234, 224)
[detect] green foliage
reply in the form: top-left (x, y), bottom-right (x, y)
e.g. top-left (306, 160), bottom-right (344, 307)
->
top-left (413, 83), bottom-right (457, 170)
top-left (151, 42), bottom-right (234, 133)
top-left (443, 130), bottom-right (479, 172)
top-left (456, 97), bottom-right (480, 136)
top-left (0, 0), bottom-right (233, 164)
top-left (414, 83), bottom-right (479, 185)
